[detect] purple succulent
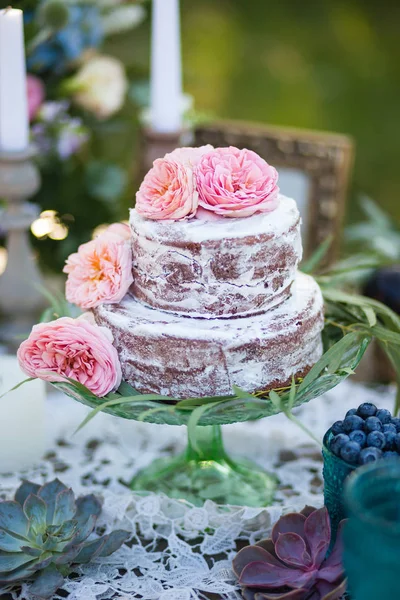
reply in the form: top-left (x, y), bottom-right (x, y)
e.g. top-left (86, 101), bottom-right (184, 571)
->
top-left (232, 506), bottom-right (347, 600)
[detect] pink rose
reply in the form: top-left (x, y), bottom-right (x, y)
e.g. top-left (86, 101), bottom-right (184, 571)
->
top-left (165, 145), bottom-right (214, 167)
top-left (27, 75), bottom-right (45, 121)
top-left (135, 156), bottom-right (198, 221)
top-left (64, 231), bottom-right (133, 309)
top-left (17, 317), bottom-right (122, 397)
top-left (195, 146), bottom-right (280, 218)
top-left (105, 222), bottom-right (130, 240)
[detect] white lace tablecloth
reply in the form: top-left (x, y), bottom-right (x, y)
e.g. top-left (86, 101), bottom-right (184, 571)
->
top-left (0, 380), bottom-right (395, 600)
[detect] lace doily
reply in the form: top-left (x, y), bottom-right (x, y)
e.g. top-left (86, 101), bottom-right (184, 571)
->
top-left (0, 380), bottom-right (394, 600)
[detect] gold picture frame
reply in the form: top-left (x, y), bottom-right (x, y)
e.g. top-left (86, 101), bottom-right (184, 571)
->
top-left (194, 120), bottom-right (354, 264)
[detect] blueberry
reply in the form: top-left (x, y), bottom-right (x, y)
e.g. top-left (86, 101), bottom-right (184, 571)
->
top-left (330, 433), bottom-right (350, 457)
top-left (383, 423), bottom-right (397, 434)
top-left (376, 409), bottom-right (392, 424)
top-left (385, 430), bottom-right (397, 450)
top-left (345, 408), bottom-right (357, 418)
top-left (357, 403), bottom-right (377, 419)
top-left (331, 421), bottom-right (344, 436)
top-left (340, 441), bottom-right (361, 464)
top-left (384, 451), bottom-right (399, 459)
top-left (391, 417), bottom-right (400, 432)
top-left (342, 415), bottom-right (364, 433)
top-left (364, 416), bottom-right (383, 433)
top-left (395, 434), bottom-right (400, 453)
top-left (359, 447), bottom-right (383, 464)
top-left (367, 431), bottom-right (386, 449)
top-left (349, 430), bottom-right (367, 447)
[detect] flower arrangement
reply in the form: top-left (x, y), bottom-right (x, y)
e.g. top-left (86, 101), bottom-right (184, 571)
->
top-left (232, 506), bottom-right (347, 600)
top-left (0, 478), bottom-right (128, 599)
top-left (17, 313), bottom-right (122, 396)
top-left (12, 0), bottom-right (146, 273)
top-left (136, 145), bottom-right (280, 220)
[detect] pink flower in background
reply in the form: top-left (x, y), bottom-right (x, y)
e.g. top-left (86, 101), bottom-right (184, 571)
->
top-left (17, 317), bottom-right (122, 397)
top-left (136, 155), bottom-right (198, 220)
top-left (105, 222), bottom-right (130, 240)
top-left (165, 145), bottom-right (214, 168)
top-left (195, 146), bottom-right (280, 218)
top-left (64, 231), bottom-right (133, 309)
top-left (27, 75), bottom-right (45, 121)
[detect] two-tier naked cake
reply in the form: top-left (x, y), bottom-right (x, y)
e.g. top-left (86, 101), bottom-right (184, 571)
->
top-left (92, 145), bottom-right (324, 399)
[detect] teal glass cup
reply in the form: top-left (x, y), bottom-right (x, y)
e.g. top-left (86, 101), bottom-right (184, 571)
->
top-left (343, 459), bottom-right (400, 600)
top-left (322, 430), bottom-right (356, 538)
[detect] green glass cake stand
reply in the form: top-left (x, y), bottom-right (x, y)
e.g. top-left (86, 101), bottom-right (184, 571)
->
top-left (55, 331), bottom-right (370, 507)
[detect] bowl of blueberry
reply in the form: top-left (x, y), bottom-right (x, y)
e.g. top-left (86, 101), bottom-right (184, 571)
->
top-left (323, 402), bottom-right (400, 534)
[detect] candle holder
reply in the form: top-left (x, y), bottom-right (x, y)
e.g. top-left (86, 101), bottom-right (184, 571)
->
top-left (138, 127), bottom-right (184, 181)
top-left (0, 148), bottom-right (45, 349)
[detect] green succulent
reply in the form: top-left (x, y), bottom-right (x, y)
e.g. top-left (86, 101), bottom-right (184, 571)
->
top-left (0, 479), bottom-right (129, 599)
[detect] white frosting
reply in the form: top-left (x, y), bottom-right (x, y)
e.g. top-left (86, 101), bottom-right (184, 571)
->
top-left (130, 194), bottom-right (300, 243)
top-left (94, 272), bottom-right (324, 398)
top-left (129, 195), bottom-right (302, 318)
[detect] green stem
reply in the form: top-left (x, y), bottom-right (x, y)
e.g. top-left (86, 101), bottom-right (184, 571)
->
top-left (284, 411), bottom-right (323, 448)
top-left (394, 382), bottom-right (400, 417)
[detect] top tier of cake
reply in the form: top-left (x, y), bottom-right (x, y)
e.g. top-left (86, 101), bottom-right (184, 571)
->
top-left (129, 194), bottom-right (302, 318)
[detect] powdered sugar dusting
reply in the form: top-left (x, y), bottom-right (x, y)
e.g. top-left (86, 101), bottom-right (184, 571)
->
top-left (130, 194), bottom-right (298, 243)
top-left (130, 195), bottom-right (302, 318)
top-left (93, 272), bottom-right (324, 398)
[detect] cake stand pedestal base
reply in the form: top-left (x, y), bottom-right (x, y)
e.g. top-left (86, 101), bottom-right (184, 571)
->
top-left (130, 424), bottom-right (277, 507)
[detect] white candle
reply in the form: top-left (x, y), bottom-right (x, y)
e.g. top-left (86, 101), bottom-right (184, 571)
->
top-left (0, 355), bottom-right (45, 473)
top-left (0, 8), bottom-right (29, 152)
top-left (150, 0), bottom-right (182, 133)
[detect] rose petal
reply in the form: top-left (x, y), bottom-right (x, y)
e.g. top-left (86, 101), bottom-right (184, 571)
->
top-left (275, 533), bottom-right (313, 569)
top-left (17, 317), bottom-right (122, 397)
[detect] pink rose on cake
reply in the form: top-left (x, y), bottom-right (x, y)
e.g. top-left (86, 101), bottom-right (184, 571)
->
top-left (17, 316), bottom-right (122, 397)
top-left (195, 146), bottom-right (279, 217)
top-left (135, 146), bottom-right (212, 221)
top-left (64, 227), bottom-right (133, 309)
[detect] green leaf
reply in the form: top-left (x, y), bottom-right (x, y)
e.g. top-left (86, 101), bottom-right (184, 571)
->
top-left (15, 481), bottom-right (41, 508)
top-left (0, 502), bottom-right (29, 537)
top-left (298, 332), bottom-right (363, 392)
top-left (231, 385), bottom-right (254, 400)
top-left (268, 390), bottom-right (283, 411)
top-left (24, 494), bottom-right (47, 533)
top-left (0, 378), bottom-right (35, 400)
top-left (0, 551), bottom-right (35, 573)
top-left (287, 376), bottom-right (297, 411)
top-left (38, 480), bottom-right (68, 525)
top-left (98, 530), bottom-right (130, 557)
top-left (74, 393), bottom-right (173, 433)
top-left (301, 235), bottom-right (333, 274)
top-left (29, 565), bottom-right (64, 599)
top-left (362, 306), bottom-right (377, 327)
top-left (116, 381), bottom-right (141, 396)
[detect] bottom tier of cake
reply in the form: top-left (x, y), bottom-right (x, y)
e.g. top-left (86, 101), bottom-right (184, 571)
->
top-left (93, 272), bottom-right (324, 399)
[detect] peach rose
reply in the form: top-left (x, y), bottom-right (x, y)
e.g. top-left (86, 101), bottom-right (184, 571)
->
top-left (64, 231), bottom-right (133, 309)
top-left (17, 317), bottom-right (122, 397)
top-left (135, 156), bottom-right (198, 221)
top-left (195, 146), bottom-right (280, 217)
